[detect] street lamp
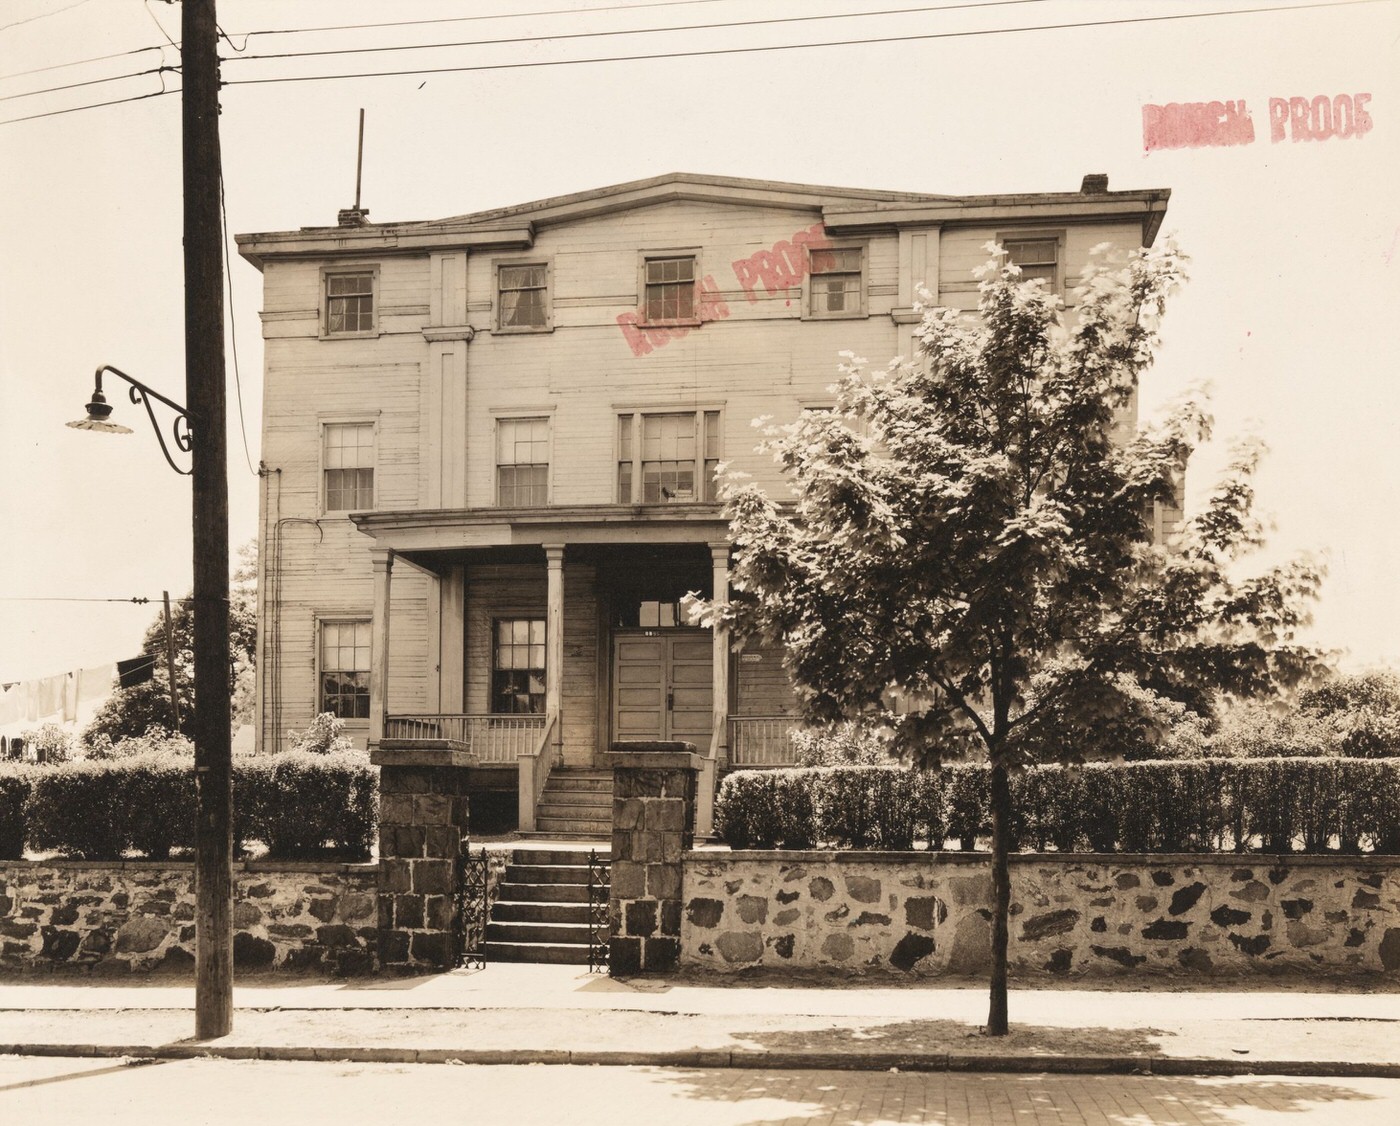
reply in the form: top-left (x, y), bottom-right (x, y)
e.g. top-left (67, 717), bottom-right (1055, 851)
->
top-left (67, 364), bottom-right (192, 475)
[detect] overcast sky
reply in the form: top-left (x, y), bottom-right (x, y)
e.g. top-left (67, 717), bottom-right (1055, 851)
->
top-left (1, 0), bottom-right (1396, 684)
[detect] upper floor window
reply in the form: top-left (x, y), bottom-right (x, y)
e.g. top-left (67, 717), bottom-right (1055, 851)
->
top-left (324, 421), bottom-right (375, 512)
top-left (320, 619), bottom-right (370, 719)
top-left (643, 256), bottom-right (696, 323)
top-left (324, 270), bottom-right (375, 335)
top-left (617, 410), bottom-right (720, 503)
top-left (497, 262), bottom-right (550, 331)
top-left (808, 245), bottom-right (864, 317)
top-left (496, 416), bottom-right (550, 506)
top-left (1003, 237), bottom-right (1059, 291)
top-left (493, 618), bottom-right (546, 714)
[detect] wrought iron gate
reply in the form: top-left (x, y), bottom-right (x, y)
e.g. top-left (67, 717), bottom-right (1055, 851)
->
top-left (455, 844), bottom-right (488, 969)
top-left (587, 848), bottom-right (609, 973)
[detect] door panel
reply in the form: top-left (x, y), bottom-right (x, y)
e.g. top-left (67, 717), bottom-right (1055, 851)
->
top-left (610, 631), bottom-right (716, 747)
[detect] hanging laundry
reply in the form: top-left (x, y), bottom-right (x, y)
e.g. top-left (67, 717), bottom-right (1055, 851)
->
top-left (116, 654), bottom-right (156, 689)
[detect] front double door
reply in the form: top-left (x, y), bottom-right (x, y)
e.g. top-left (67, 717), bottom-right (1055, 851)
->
top-left (613, 630), bottom-right (713, 747)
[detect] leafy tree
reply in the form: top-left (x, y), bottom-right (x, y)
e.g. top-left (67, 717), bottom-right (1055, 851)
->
top-left (1298, 670), bottom-right (1400, 758)
top-left (693, 243), bottom-right (1323, 1034)
top-left (83, 542), bottom-right (257, 746)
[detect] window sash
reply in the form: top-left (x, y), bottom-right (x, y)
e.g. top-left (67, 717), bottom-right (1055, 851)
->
top-left (808, 246), bottom-right (862, 315)
top-left (643, 257), bottom-right (696, 322)
top-left (320, 620), bottom-right (370, 719)
top-left (496, 418), bottom-right (549, 506)
top-left (498, 264), bottom-right (548, 329)
top-left (326, 273), bottom-right (374, 334)
top-left (492, 617), bottom-right (546, 714)
top-left (324, 423), bottom-right (374, 511)
top-left (618, 410), bottom-right (720, 502)
top-left (1004, 239), bottom-right (1058, 287)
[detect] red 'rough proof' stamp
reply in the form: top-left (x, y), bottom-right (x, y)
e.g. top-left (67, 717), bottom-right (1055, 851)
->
top-left (1142, 93), bottom-right (1373, 151)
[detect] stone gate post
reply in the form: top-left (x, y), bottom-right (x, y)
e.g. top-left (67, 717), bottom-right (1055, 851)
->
top-left (604, 742), bottom-right (701, 975)
top-left (372, 746), bottom-right (476, 972)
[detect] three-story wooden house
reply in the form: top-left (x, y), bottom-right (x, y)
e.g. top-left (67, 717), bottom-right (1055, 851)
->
top-left (237, 172), bottom-right (1170, 834)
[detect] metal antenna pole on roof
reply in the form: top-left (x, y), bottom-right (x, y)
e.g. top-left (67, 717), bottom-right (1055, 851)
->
top-left (354, 108), bottom-right (365, 212)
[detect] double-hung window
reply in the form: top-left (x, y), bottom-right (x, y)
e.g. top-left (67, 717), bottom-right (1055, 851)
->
top-left (324, 270), bottom-right (375, 335)
top-left (808, 245), bottom-right (864, 316)
top-left (643, 256), bottom-right (696, 323)
top-left (496, 417), bottom-right (550, 506)
top-left (497, 262), bottom-right (549, 331)
top-left (492, 618), bottom-right (546, 714)
top-left (323, 421), bottom-right (375, 512)
top-left (319, 620), bottom-right (370, 719)
top-left (1003, 236), bottom-right (1060, 291)
top-left (617, 410), bottom-right (721, 503)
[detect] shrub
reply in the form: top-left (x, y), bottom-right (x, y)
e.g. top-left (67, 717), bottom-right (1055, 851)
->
top-left (791, 723), bottom-right (892, 767)
top-left (713, 758), bottom-right (1400, 855)
top-left (0, 765), bottom-right (32, 860)
top-left (18, 750), bottom-right (376, 861)
top-left (20, 723), bottom-right (75, 764)
top-left (237, 751), bottom-right (377, 858)
top-left (288, 712), bottom-right (357, 756)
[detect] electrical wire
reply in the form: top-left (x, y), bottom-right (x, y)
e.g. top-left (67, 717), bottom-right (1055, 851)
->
top-left (0, 44), bottom-right (162, 83)
top-left (0, 84), bottom-right (176, 125)
top-left (225, 0), bottom-right (738, 43)
top-left (220, 169), bottom-right (259, 477)
top-left (0, 64), bottom-right (170, 104)
top-left (0, 0), bottom-right (97, 34)
top-left (219, 0), bottom-right (1390, 89)
top-left (224, 1), bottom-right (1050, 65)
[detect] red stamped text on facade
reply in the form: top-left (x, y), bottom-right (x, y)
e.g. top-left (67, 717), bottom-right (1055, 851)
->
top-left (1268, 94), bottom-right (1373, 143)
top-left (1142, 100), bottom-right (1255, 151)
top-left (616, 275), bottom-right (730, 358)
top-left (731, 222), bottom-right (832, 303)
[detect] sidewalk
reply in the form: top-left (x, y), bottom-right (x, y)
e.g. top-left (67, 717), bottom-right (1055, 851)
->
top-left (1, 966), bottom-right (1397, 1077)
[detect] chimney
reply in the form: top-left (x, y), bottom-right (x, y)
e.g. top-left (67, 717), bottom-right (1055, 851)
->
top-left (337, 207), bottom-right (370, 227)
top-left (1080, 173), bottom-right (1109, 194)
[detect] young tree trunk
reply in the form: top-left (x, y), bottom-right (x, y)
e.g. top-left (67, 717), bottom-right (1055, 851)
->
top-left (986, 759), bottom-right (1013, 1036)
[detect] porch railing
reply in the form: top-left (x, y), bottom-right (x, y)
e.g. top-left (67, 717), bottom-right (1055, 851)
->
top-left (383, 714), bottom-right (547, 764)
top-left (727, 715), bottom-right (798, 767)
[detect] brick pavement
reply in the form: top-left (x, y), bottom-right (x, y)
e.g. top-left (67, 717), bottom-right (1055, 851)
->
top-left (3, 1058), bottom-right (1399, 1124)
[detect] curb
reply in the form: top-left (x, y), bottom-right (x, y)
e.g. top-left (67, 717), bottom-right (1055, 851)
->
top-left (5, 1042), bottom-right (1399, 1078)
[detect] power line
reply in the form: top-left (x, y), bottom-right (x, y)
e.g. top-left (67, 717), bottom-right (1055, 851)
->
top-left (0, 64), bottom-right (170, 104)
top-left (224, 1), bottom-right (1050, 65)
top-left (220, 0), bottom-right (1390, 89)
top-left (0, 0), bottom-right (97, 34)
top-left (0, 44), bottom-right (161, 83)
top-left (0, 84), bottom-right (177, 126)
top-left (224, 0), bottom-right (738, 43)
top-left (219, 169), bottom-right (259, 477)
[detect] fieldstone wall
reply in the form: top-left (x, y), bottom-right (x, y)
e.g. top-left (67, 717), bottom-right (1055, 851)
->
top-left (0, 860), bottom-right (377, 976)
top-left (683, 851), bottom-right (1400, 979)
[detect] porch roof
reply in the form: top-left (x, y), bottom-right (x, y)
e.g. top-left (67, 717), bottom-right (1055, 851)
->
top-left (351, 503), bottom-right (729, 561)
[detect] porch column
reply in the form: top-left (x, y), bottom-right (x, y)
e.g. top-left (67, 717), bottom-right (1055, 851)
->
top-left (544, 543), bottom-right (565, 758)
top-left (709, 542), bottom-right (731, 760)
top-left (368, 549), bottom-right (394, 749)
top-left (698, 542), bottom-right (731, 839)
top-left (439, 564), bottom-right (466, 714)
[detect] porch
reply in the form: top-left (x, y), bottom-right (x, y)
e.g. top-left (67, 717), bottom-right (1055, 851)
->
top-left (352, 505), bottom-right (801, 833)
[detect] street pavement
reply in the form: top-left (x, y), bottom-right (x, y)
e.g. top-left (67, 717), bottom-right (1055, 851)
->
top-left (3, 1056), bottom-right (1400, 1125)
top-left (0, 965), bottom-right (1397, 1077)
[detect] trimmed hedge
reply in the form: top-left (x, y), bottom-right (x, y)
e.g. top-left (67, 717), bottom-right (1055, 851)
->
top-left (11, 751), bottom-right (376, 861)
top-left (714, 758), bottom-right (1400, 854)
top-left (0, 765), bottom-right (33, 860)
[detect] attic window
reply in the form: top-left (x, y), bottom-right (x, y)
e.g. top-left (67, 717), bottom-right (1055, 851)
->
top-left (643, 256), bottom-right (696, 323)
top-left (1003, 237), bottom-right (1059, 291)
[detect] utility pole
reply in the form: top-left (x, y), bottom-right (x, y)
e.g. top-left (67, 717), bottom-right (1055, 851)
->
top-left (183, 0), bottom-right (233, 1040)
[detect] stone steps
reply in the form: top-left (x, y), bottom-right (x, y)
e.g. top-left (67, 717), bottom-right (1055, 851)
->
top-left (483, 847), bottom-right (608, 965)
top-left (535, 769), bottom-right (614, 837)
